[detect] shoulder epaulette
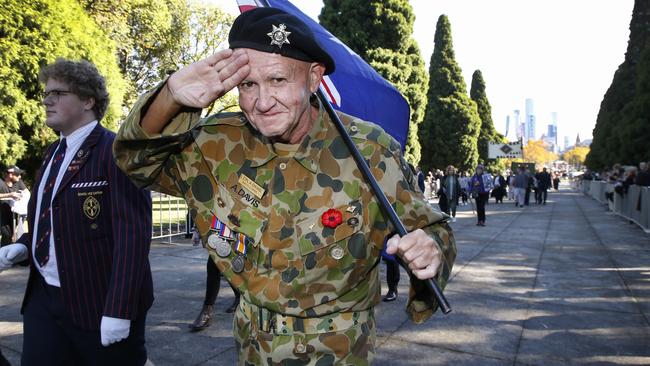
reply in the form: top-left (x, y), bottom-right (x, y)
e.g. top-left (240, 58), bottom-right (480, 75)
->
top-left (337, 112), bottom-right (402, 156)
top-left (200, 111), bottom-right (247, 127)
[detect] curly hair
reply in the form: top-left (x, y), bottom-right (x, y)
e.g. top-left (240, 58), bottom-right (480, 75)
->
top-left (39, 58), bottom-right (109, 121)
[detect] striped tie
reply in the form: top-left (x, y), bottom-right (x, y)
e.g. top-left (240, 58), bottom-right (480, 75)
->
top-left (34, 138), bottom-right (67, 267)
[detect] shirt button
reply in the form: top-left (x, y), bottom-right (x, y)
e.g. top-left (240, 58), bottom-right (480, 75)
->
top-left (279, 162), bottom-right (287, 170)
top-left (350, 125), bottom-right (358, 132)
top-left (217, 197), bottom-right (225, 207)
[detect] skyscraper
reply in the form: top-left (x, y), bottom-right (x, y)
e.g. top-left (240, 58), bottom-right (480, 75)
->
top-left (525, 98), bottom-right (535, 142)
top-left (547, 112), bottom-right (558, 151)
top-left (513, 109), bottom-right (523, 141)
top-left (564, 136), bottom-right (570, 151)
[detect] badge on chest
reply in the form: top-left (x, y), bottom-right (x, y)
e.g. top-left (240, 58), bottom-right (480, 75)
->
top-left (230, 174), bottom-right (265, 208)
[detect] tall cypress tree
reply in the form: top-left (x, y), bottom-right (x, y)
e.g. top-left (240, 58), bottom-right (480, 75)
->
top-left (320, 0), bottom-right (428, 165)
top-left (419, 15), bottom-right (481, 173)
top-left (587, 0), bottom-right (650, 169)
top-left (470, 70), bottom-right (506, 172)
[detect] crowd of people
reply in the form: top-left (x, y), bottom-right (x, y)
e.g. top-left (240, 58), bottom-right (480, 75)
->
top-left (420, 164), bottom-right (564, 217)
top-left (581, 161), bottom-right (650, 202)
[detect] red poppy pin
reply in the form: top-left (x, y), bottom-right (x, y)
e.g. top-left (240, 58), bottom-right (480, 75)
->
top-left (321, 208), bottom-right (343, 228)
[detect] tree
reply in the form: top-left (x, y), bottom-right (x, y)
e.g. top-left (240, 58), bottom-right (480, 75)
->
top-left (419, 15), bottom-right (481, 173)
top-left (470, 69), bottom-right (507, 173)
top-left (0, 0), bottom-right (126, 179)
top-left (587, 0), bottom-right (650, 169)
top-left (523, 139), bottom-right (558, 167)
top-left (563, 146), bottom-right (590, 168)
top-left (81, 0), bottom-right (189, 107)
top-left (172, 2), bottom-right (236, 116)
top-left (320, 0), bottom-right (428, 165)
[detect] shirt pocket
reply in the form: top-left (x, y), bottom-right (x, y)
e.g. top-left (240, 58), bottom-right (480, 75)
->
top-left (294, 200), bottom-right (368, 286)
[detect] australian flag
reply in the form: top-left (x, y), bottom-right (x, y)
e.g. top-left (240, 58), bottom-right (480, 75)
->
top-left (236, 0), bottom-right (410, 151)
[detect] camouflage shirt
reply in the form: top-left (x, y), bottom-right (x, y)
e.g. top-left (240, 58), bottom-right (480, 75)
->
top-left (114, 85), bottom-right (456, 323)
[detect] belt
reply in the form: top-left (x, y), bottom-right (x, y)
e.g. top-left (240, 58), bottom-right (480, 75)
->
top-left (238, 298), bottom-right (371, 336)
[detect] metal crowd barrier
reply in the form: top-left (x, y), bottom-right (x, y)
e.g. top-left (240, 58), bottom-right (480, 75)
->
top-left (150, 192), bottom-right (191, 244)
top-left (580, 180), bottom-right (650, 233)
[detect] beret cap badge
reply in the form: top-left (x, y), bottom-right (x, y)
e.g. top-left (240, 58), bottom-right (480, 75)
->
top-left (267, 23), bottom-right (291, 48)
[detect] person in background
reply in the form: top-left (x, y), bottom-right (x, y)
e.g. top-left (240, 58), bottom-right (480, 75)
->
top-left (513, 166), bottom-right (528, 208)
top-left (524, 167), bottom-right (534, 206)
top-left (0, 167), bottom-right (23, 246)
top-left (492, 171), bottom-right (507, 204)
top-left (189, 258), bottom-right (241, 331)
top-left (553, 171), bottom-right (561, 190)
top-left (535, 167), bottom-right (552, 205)
top-left (507, 171), bottom-right (516, 201)
top-left (470, 164), bottom-right (493, 226)
top-left (459, 172), bottom-right (470, 206)
top-left (635, 162), bottom-right (650, 186)
top-left (437, 165), bottom-right (461, 220)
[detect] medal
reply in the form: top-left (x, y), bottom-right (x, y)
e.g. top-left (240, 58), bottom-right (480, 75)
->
top-left (207, 233), bottom-right (220, 250)
top-left (231, 254), bottom-right (245, 273)
top-left (215, 237), bottom-right (232, 258)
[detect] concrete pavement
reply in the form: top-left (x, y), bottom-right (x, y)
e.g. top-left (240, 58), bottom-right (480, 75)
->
top-left (1, 186), bottom-right (649, 365)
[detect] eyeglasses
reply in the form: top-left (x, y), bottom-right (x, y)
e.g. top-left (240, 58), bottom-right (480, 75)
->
top-left (41, 90), bottom-right (72, 102)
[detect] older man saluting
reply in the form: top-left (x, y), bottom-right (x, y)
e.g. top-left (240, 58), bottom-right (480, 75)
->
top-left (114, 7), bottom-right (456, 365)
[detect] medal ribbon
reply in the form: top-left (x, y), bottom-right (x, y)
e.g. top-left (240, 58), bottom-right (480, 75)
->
top-left (235, 233), bottom-right (247, 256)
top-left (211, 215), bottom-right (233, 239)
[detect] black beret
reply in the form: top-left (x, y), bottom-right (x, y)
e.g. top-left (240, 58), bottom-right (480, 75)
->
top-left (229, 7), bottom-right (335, 75)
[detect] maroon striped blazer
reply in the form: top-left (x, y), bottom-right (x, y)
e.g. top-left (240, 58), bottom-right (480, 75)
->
top-left (17, 124), bottom-right (153, 330)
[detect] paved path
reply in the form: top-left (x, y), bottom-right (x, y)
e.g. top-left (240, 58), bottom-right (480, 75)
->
top-left (1, 186), bottom-right (649, 365)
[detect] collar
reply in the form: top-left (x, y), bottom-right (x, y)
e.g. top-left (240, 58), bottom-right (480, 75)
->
top-left (60, 120), bottom-right (98, 148)
top-left (289, 96), bottom-right (326, 173)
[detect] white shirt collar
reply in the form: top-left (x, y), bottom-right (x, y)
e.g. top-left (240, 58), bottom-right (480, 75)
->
top-left (59, 120), bottom-right (98, 147)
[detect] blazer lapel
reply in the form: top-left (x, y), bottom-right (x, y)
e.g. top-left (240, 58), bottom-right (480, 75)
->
top-left (54, 124), bottom-right (105, 197)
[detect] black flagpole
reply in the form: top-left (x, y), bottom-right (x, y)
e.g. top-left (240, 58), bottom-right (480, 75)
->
top-left (317, 88), bottom-right (452, 314)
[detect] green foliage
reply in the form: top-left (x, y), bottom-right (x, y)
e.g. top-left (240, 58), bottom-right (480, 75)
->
top-left (470, 69), bottom-right (507, 172)
top-left (82, 0), bottom-right (235, 115)
top-left (319, 0), bottom-right (414, 56)
top-left (0, 0), bottom-right (125, 178)
top-left (81, 0), bottom-right (189, 106)
top-left (587, 0), bottom-right (650, 169)
top-left (320, 0), bottom-right (427, 165)
top-left (419, 15), bottom-right (481, 173)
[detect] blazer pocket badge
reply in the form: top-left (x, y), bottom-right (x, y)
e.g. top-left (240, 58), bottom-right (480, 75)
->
top-left (83, 196), bottom-right (101, 219)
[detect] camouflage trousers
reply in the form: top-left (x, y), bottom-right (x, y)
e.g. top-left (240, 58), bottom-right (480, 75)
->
top-left (234, 298), bottom-right (376, 365)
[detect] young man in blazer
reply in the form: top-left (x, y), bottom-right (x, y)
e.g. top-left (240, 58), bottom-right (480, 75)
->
top-left (0, 59), bottom-right (153, 366)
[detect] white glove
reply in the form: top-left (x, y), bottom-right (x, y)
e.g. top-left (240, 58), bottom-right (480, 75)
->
top-left (0, 243), bottom-right (28, 272)
top-left (100, 316), bottom-right (131, 346)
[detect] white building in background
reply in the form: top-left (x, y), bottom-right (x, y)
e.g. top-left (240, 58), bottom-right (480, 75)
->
top-left (525, 98), bottom-right (536, 143)
top-left (546, 112), bottom-right (558, 152)
top-left (564, 136), bottom-right (570, 151)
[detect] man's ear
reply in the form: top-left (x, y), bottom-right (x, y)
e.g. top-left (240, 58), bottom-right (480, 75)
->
top-left (84, 97), bottom-right (95, 112)
top-left (308, 63), bottom-right (326, 93)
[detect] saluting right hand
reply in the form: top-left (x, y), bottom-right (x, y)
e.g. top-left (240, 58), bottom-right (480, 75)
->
top-left (167, 49), bottom-right (250, 108)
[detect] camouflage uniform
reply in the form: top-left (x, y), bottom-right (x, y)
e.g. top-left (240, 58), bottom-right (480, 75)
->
top-left (114, 85), bottom-right (456, 365)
